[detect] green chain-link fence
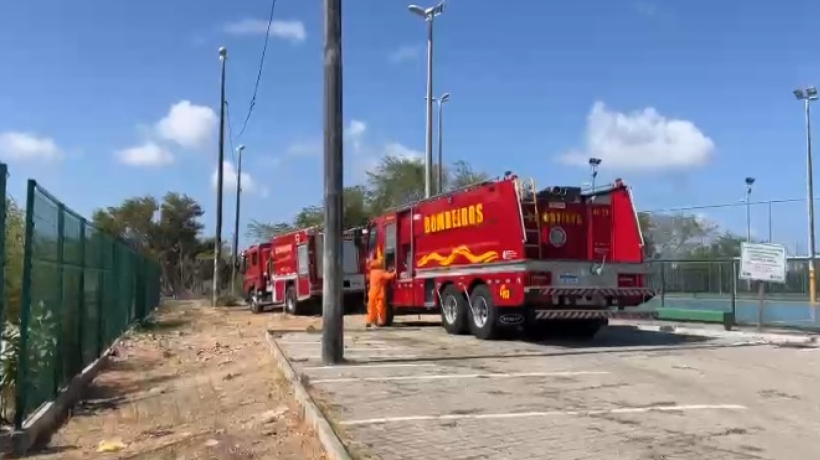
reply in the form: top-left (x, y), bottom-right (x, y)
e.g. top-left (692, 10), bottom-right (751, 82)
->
top-left (12, 179), bottom-right (160, 429)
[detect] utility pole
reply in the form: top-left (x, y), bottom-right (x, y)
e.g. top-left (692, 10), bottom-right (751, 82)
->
top-left (230, 144), bottom-right (246, 295)
top-left (435, 92), bottom-right (450, 194)
top-left (213, 46), bottom-right (228, 307)
top-left (322, 0), bottom-right (344, 365)
top-left (409, 2), bottom-right (445, 198)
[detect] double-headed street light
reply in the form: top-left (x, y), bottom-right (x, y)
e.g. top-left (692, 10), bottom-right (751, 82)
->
top-left (433, 92), bottom-right (450, 194)
top-left (408, 1), bottom-right (445, 198)
top-left (794, 86), bottom-right (819, 304)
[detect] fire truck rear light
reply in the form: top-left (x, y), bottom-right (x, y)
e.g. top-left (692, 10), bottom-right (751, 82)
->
top-left (529, 271), bottom-right (551, 285)
top-left (617, 274), bottom-right (638, 287)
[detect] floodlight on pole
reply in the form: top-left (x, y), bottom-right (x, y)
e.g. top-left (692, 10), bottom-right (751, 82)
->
top-left (408, 1), bottom-right (446, 199)
top-left (745, 176), bottom-right (755, 243)
top-left (588, 157), bottom-right (602, 191)
top-left (794, 86), bottom-right (819, 306)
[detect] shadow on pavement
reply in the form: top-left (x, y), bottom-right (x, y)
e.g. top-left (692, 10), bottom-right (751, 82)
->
top-left (531, 325), bottom-right (713, 348)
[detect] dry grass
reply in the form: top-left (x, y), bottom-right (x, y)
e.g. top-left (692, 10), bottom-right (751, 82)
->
top-left (26, 300), bottom-right (330, 460)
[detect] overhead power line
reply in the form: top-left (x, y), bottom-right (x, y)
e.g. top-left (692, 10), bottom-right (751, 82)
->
top-left (236, 0), bottom-right (278, 140)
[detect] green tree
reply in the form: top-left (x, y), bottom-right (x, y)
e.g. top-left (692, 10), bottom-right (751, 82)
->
top-left (91, 195), bottom-right (158, 252)
top-left (445, 160), bottom-right (490, 191)
top-left (244, 157), bottom-right (492, 244)
top-left (246, 220), bottom-right (294, 243)
top-left (92, 192), bottom-right (207, 294)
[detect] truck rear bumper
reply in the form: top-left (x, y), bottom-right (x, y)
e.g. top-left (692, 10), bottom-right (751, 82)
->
top-left (524, 286), bottom-right (655, 307)
top-left (532, 309), bottom-right (658, 320)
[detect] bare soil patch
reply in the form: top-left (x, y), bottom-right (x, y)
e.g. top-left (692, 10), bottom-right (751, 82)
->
top-left (26, 300), bottom-right (329, 460)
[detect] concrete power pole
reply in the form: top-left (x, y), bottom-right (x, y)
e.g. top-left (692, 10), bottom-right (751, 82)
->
top-left (230, 144), bottom-right (246, 295)
top-left (321, 0), bottom-right (345, 365)
top-left (213, 46), bottom-right (228, 307)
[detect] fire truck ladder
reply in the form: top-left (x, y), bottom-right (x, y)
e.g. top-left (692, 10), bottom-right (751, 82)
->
top-left (518, 178), bottom-right (543, 259)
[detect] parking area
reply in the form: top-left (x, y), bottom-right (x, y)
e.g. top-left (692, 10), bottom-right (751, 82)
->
top-left (276, 320), bottom-right (820, 460)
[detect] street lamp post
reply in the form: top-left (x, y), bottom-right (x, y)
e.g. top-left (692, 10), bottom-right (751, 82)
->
top-left (408, 1), bottom-right (445, 199)
top-left (230, 144), bottom-right (246, 296)
top-left (434, 92), bottom-right (450, 194)
top-left (794, 86), bottom-right (819, 305)
top-left (745, 177), bottom-right (755, 243)
top-left (213, 46), bottom-right (228, 307)
top-left (588, 157), bottom-right (602, 191)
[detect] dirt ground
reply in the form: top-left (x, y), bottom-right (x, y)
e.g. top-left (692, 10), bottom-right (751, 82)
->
top-left (26, 300), bottom-right (331, 460)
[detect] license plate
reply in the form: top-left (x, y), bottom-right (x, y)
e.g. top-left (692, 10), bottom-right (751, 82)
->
top-left (559, 274), bottom-right (579, 285)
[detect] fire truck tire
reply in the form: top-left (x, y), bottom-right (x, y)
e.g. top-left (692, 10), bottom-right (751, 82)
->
top-left (440, 285), bottom-right (469, 335)
top-left (249, 289), bottom-right (263, 314)
top-left (284, 285), bottom-right (300, 315)
top-left (468, 285), bottom-right (501, 340)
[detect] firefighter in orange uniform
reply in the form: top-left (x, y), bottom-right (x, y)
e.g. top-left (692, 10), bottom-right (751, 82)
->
top-left (366, 256), bottom-right (396, 328)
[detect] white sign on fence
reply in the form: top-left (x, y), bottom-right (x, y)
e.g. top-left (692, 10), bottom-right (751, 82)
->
top-left (739, 242), bottom-right (787, 284)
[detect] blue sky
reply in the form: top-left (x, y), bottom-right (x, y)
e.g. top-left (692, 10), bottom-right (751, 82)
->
top-left (1, 0), bottom-right (818, 252)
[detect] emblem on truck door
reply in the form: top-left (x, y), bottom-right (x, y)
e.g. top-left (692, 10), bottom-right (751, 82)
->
top-left (549, 227), bottom-right (567, 247)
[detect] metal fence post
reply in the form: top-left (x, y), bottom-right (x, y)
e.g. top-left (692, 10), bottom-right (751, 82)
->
top-left (77, 220), bottom-right (86, 368)
top-left (53, 203), bottom-right (65, 395)
top-left (660, 262), bottom-right (666, 308)
top-left (96, 235), bottom-right (105, 357)
top-left (14, 180), bottom-right (36, 430)
top-left (0, 163), bottom-right (6, 418)
top-left (731, 260), bottom-right (738, 326)
top-left (0, 164), bottom-right (7, 355)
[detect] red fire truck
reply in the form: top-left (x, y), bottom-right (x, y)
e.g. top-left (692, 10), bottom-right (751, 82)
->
top-left (240, 242), bottom-right (272, 306)
top-left (359, 173), bottom-right (655, 340)
top-left (241, 226), bottom-right (367, 314)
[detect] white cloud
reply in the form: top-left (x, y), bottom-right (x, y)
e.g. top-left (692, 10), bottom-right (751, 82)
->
top-left (224, 19), bottom-right (306, 43)
top-left (212, 160), bottom-right (266, 196)
top-left (558, 101), bottom-right (714, 172)
top-left (346, 119), bottom-right (367, 153)
top-left (389, 45), bottom-right (422, 63)
top-left (0, 131), bottom-right (61, 161)
top-left (117, 142), bottom-right (173, 167)
top-left (156, 100), bottom-right (218, 149)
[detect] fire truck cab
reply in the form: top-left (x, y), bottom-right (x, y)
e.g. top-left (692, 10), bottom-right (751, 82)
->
top-left (239, 243), bottom-right (271, 306)
top-left (245, 226), bottom-right (367, 314)
top-left (360, 173), bottom-right (655, 340)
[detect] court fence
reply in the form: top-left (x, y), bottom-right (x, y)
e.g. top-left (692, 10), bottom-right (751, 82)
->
top-left (645, 258), bottom-right (819, 328)
top-left (0, 170), bottom-right (160, 429)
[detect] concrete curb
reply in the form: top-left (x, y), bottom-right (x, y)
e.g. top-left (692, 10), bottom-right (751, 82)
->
top-left (265, 331), bottom-right (353, 460)
top-left (628, 323), bottom-right (819, 346)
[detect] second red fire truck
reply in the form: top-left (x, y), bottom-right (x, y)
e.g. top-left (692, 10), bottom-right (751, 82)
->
top-left (240, 227), bottom-right (366, 314)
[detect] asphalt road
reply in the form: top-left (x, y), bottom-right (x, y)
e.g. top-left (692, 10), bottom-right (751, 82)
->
top-left (277, 322), bottom-right (820, 460)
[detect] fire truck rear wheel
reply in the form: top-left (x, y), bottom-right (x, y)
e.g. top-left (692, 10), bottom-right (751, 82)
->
top-left (440, 285), bottom-right (469, 335)
top-left (468, 284), bottom-right (501, 340)
top-left (249, 289), bottom-right (263, 314)
top-left (285, 285), bottom-right (300, 315)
